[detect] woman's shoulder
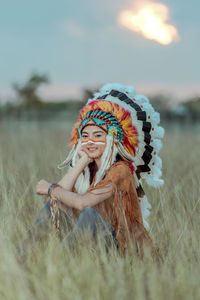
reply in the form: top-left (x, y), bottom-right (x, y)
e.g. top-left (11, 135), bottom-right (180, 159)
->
top-left (105, 160), bottom-right (133, 180)
top-left (109, 160), bottom-right (132, 171)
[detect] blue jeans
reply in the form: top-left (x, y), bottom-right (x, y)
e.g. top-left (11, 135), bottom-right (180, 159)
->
top-left (25, 201), bottom-right (118, 251)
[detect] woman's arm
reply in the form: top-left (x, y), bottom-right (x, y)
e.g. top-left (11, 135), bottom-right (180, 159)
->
top-left (58, 151), bottom-right (92, 191)
top-left (54, 184), bottom-right (113, 211)
top-left (36, 180), bottom-right (113, 211)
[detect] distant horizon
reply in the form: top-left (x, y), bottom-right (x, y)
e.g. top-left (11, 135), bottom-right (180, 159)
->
top-left (1, 81), bottom-right (199, 105)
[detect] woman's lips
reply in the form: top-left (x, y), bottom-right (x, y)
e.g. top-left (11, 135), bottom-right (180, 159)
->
top-left (87, 148), bottom-right (97, 152)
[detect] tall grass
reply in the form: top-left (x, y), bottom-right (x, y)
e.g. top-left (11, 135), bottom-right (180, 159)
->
top-left (0, 120), bottom-right (200, 300)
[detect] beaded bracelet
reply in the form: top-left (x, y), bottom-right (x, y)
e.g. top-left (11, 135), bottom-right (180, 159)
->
top-left (48, 183), bottom-right (60, 198)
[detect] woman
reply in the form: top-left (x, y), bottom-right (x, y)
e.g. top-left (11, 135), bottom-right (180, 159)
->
top-left (32, 83), bottom-right (164, 257)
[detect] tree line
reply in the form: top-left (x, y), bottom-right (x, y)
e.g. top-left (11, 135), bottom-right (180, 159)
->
top-left (0, 72), bottom-right (200, 123)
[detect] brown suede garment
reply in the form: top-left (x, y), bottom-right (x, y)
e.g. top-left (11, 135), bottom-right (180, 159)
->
top-left (73, 161), bottom-right (153, 254)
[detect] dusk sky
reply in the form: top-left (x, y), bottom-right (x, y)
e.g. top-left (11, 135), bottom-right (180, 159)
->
top-left (1, 0), bottom-right (200, 103)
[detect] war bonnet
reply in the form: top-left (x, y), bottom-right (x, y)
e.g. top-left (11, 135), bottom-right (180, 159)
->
top-left (59, 83), bottom-right (164, 188)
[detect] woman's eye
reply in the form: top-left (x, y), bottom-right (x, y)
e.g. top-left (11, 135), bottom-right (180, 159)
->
top-left (82, 135), bottom-right (88, 138)
top-left (95, 134), bottom-right (102, 138)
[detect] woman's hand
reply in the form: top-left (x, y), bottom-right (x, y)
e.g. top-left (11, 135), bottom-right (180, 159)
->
top-left (57, 150), bottom-right (93, 191)
top-left (36, 179), bottom-right (51, 195)
top-left (77, 149), bottom-right (93, 167)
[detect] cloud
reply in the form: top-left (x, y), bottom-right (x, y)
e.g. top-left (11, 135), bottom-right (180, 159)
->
top-left (59, 20), bottom-right (86, 38)
top-left (0, 83), bottom-right (83, 103)
top-left (39, 82), bottom-right (83, 101)
top-left (118, 1), bottom-right (180, 45)
top-left (58, 18), bottom-right (118, 41)
top-left (39, 82), bottom-right (200, 103)
top-left (134, 83), bottom-right (200, 101)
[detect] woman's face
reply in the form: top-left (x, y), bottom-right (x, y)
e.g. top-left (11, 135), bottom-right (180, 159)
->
top-left (81, 125), bottom-right (107, 159)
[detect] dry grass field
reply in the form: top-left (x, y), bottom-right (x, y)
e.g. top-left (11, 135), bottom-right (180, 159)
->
top-left (0, 120), bottom-right (200, 300)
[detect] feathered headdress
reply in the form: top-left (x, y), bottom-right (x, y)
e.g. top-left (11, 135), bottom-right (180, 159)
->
top-left (59, 83), bottom-right (164, 230)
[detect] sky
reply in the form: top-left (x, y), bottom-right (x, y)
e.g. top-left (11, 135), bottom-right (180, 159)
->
top-left (0, 0), bottom-right (200, 103)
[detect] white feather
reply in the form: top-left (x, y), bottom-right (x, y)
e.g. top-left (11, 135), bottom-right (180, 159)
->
top-left (139, 195), bottom-right (151, 230)
top-left (134, 94), bottom-right (150, 104)
top-left (154, 126), bottom-right (165, 139)
top-left (152, 139), bottom-right (162, 153)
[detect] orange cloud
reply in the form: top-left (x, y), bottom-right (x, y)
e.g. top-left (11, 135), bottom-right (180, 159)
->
top-left (118, 1), bottom-right (179, 45)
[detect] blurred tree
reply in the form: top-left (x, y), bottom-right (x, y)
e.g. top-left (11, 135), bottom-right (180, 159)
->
top-left (149, 94), bottom-right (172, 112)
top-left (12, 72), bottom-right (50, 108)
top-left (82, 86), bottom-right (100, 104)
top-left (181, 96), bottom-right (200, 116)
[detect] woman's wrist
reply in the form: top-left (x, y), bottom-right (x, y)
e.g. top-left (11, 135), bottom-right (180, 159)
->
top-left (36, 179), bottom-right (56, 196)
top-left (48, 183), bottom-right (60, 197)
top-left (77, 156), bottom-right (91, 169)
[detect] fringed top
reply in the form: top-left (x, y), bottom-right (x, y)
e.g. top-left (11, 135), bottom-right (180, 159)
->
top-left (73, 160), bottom-right (153, 255)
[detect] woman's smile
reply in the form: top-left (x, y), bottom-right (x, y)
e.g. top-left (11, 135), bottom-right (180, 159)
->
top-left (87, 147), bottom-right (97, 152)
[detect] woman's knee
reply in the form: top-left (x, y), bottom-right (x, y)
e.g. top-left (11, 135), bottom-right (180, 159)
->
top-left (77, 207), bottom-right (96, 226)
top-left (80, 207), bottom-right (96, 216)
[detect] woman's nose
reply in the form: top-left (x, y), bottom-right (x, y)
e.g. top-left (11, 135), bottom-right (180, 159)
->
top-left (87, 140), bottom-right (95, 145)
